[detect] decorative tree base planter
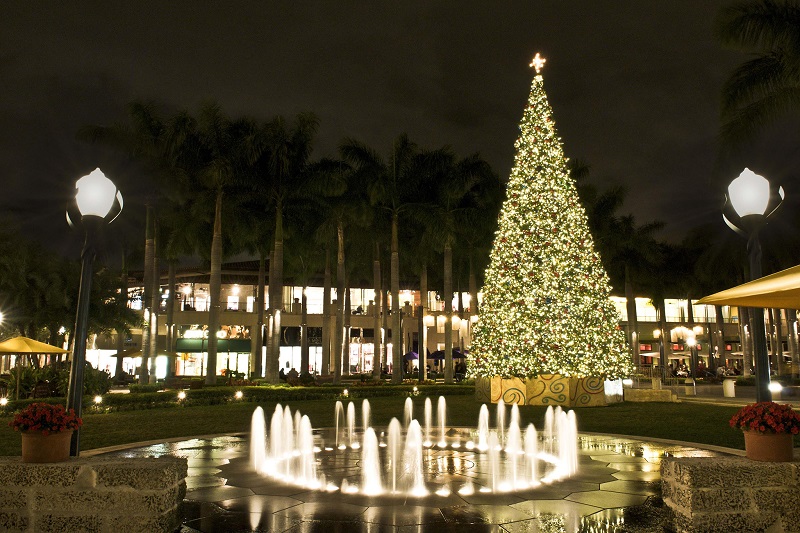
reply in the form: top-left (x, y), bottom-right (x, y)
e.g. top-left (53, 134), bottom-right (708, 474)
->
top-left (744, 430), bottom-right (795, 462)
top-left (21, 430), bottom-right (73, 463)
top-left (475, 375), bottom-right (607, 407)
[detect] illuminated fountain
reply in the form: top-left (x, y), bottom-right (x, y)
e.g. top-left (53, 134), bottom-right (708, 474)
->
top-left (250, 397), bottom-right (579, 497)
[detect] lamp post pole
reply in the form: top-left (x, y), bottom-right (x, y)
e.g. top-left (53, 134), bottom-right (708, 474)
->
top-left (66, 217), bottom-right (101, 456)
top-left (723, 168), bottom-right (784, 404)
top-left (66, 168), bottom-right (122, 457)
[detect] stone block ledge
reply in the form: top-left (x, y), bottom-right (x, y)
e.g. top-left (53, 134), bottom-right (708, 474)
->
top-left (662, 455), bottom-right (800, 532)
top-left (623, 388), bottom-right (676, 402)
top-left (0, 456), bottom-right (187, 533)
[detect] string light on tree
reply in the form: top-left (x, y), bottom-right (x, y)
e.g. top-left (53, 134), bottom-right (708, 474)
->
top-left (468, 54), bottom-right (631, 380)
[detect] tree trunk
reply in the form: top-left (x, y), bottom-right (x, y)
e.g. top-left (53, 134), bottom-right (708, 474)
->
top-left (773, 308), bottom-right (783, 372)
top-left (419, 262), bottom-right (428, 381)
top-left (372, 242), bottom-right (382, 379)
top-left (205, 191), bottom-right (223, 385)
top-left (767, 308), bottom-right (777, 371)
top-left (267, 208), bottom-right (285, 384)
top-left (140, 205), bottom-right (154, 384)
top-left (714, 305), bottom-right (726, 372)
top-left (251, 255), bottom-right (266, 378)
top-left (381, 264), bottom-right (390, 377)
top-left (390, 213), bottom-right (402, 384)
top-left (148, 251), bottom-right (159, 384)
top-left (114, 252), bottom-right (128, 381)
top-left (344, 278), bottom-right (351, 375)
top-left (739, 307), bottom-right (752, 376)
top-left (444, 241), bottom-right (454, 384)
top-left (657, 297), bottom-right (669, 378)
top-left (322, 248), bottom-right (331, 375)
top-left (624, 265), bottom-right (639, 369)
top-left (334, 222), bottom-right (345, 384)
top-left (265, 250), bottom-right (275, 381)
top-left (788, 309), bottom-right (799, 377)
top-left (300, 285), bottom-right (309, 375)
top-left (468, 254), bottom-right (478, 315)
top-left (164, 260), bottom-right (176, 378)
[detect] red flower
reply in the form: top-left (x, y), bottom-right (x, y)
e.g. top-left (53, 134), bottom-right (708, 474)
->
top-left (730, 402), bottom-right (800, 434)
top-left (8, 403), bottom-right (82, 434)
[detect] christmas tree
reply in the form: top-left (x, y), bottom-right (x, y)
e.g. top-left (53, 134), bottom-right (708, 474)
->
top-left (468, 54), bottom-right (631, 380)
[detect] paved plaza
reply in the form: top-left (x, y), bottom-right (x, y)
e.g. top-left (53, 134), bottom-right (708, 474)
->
top-left (95, 430), bottom-right (732, 532)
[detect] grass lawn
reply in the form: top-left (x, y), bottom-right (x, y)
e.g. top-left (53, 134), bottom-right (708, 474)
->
top-left (0, 396), bottom-right (754, 456)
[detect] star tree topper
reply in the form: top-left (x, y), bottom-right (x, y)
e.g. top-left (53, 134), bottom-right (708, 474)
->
top-left (529, 52), bottom-right (546, 73)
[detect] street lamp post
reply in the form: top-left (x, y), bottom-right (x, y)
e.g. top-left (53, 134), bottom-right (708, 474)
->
top-left (66, 168), bottom-right (123, 456)
top-left (723, 168), bottom-right (784, 403)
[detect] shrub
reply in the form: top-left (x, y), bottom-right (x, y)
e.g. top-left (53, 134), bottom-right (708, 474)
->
top-left (128, 384), bottom-right (160, 394)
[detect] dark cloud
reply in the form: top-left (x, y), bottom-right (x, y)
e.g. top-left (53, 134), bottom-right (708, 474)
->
top-left (2, 1), bottom-right (798, 251)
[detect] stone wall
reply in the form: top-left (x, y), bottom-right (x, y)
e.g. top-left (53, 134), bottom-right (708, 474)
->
top-left (623, 388), bottom-right (675, 402)
top-left (0, 456), bottom-right (187, 533)
top-left (661, 456), bottom-right (800, 532)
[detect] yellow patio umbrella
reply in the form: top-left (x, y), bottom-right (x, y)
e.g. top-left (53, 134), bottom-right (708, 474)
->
top-left (0, 337), bottom-right (69, 400)
top-left (696, 264), bottom-right (800, 309)
top-left (0, 336), bottom-right (70, 354)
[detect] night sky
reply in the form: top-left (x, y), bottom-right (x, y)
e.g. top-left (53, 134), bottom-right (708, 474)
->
top-left (2, 2), bottom-right (798, 257)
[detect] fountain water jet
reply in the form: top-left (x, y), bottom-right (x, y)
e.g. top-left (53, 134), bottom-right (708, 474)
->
top-left (250, 397), bottom-right (579, 497)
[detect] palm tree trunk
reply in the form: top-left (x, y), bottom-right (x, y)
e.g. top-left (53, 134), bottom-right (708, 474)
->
top-left (148, 251), bottom-right (159, 384)
top-left (739, 307), bottom-right (752, 376)
top-left (624, 265), bottom-right (639, 369)
top-left (265, 250), bottom-right (275, 381)
top-left (114, 252), bottom-right (128, 381)
top-left (444, 241), bottom-right (454, 384)
top-left (774, 308), bottom-right (783, 372)
top-left (657, 297), bottom-right (669, 377)
top-left (468, 254), bottom-right (478, 315)
top-left (322, 248), bottom-right (331, 375)
top-left (165, 260), bottom-right (176, 378)
top-left (714, 305), bottom-right (726, 372)
top-left (344, 278), bottom-right (351, 375)
top-left (788, 309), bottom-right (799, 377)
top-left (140, 205), bottom-right (154, 384)
top-left (381, 264), bottom-right (389, 377)
top-left (390, 213), bottom-right (402, 384)
top-left (300, 284), bottom-right (309, 375)
top-left (269, 208), bottom-right (285, 384)
top-left (206, 191), bottom-right (223, 385)
top-left (372, 242), bottom-right (382, 379)
top-left (419, 262), bottom-right (428, 382)
top-left (334, 222), bottom-right (345, 384)
top-left (251, 255), bottom-right (266, 378)
top-left (768, 308), bottom-right (777, 371)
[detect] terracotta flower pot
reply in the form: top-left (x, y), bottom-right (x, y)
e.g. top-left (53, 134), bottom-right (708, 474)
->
top-left (743, 430), bottom-right (794, 462)
top-left (21, 430), bottom-right (73, 463)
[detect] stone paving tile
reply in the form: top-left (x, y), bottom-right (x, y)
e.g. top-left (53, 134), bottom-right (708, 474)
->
top-left (397, 523), bottom-right (501, 533)
top-left (441, 504), bottom-right (533, 524)
top-left (250, 483), bottom-right (315, 497)
top-left (362, 505), bottom-right (446, 526)
top-left (610, 470), bottom-right (661, 482)
top-left (185, 474), bottom-right (228, 490)
top-left (186, 485), bottom-right (255, 502)
top-left (565, 489), bottom-right (649, 509)
top-left (590, 454), bottom-right (649, 463)
top-left (216, 494), bottom-right (303, 514)
top-left (510, 498), bottom-right (603, 520)
top-left (599, 479), bottom-right (661, 496)
top-left (608, 461), bottom-right (660, 472)
top-left (272, 501), bottom-right (369, 522)
top-left (184, 511), bottom-right (300, 532)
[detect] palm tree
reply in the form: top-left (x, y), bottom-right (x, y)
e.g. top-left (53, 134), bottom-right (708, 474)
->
top-left (249, 113), bottom-right (319, 383)
top-left (715, 0), bottom-right (800, 147)
top-left (340, 135), bottom-right (422, 383)
top-left (422, 149), bottom-right (495, 383)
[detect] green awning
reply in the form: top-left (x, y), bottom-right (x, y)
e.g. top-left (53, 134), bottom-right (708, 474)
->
top-left (175, 338), bottom-right (251, 353)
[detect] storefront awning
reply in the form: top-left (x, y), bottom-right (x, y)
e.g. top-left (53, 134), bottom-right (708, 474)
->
top-left (175, 338), bottom-right (251, 353)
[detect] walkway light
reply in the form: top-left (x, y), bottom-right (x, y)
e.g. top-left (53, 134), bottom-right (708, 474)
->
top-left (0, 397), bottom-right (7, 407)
top-left (93, 395), bottom-right (103, 405)
top-left (178, 391), bottom-right (187, 400)
top-left (723, 168), bottom-right (784, 402)
top-left (235, 390), bottom-right (243, 399)
top-left (66, 168), bottom-right (123, 457)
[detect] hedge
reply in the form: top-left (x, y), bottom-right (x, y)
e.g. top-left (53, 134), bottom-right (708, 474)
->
top-left (0, 384), bottom-right (475, 415)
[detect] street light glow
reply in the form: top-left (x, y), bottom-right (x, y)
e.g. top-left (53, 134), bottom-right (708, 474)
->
top-left (727, 168), bottom-right (770, 217)
top-left (75, 168), bottom-right (122, 218)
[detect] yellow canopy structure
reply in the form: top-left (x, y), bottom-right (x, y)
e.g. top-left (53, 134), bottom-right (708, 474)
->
top-left (697, 264), bottom-right (800, 308)
top-left (0, 336), bottom-right (69, 354)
